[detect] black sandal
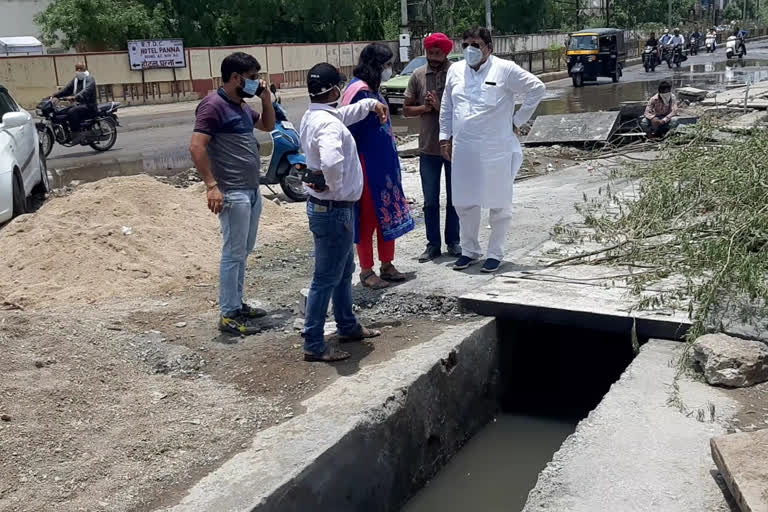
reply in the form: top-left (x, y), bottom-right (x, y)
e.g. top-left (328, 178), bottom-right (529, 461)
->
top-left (304, 347), bottom-right (351, 363)
top-left (339, 327), bottom-right (382, 343)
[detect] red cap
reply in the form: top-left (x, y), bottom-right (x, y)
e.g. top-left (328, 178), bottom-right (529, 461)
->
top-left (425, 33), bottom-right (453, 56)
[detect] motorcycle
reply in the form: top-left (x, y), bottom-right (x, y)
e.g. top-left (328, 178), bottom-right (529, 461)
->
top-left (643, 46), bottom-right (659, 72)
top-left (689, 35), bottom-right (700, 55)
top-left (706, 34), bottom-right (717, 53)
top-left (261, 100), bottom-right (307, 202)
top-left (726, 35), bottom-right (745, 59)
top-left (668, 44), bottom-right (686, 68)
top-left (36, 98), bottom-right (120, 158)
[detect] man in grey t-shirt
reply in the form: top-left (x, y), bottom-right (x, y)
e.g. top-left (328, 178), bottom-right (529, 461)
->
top-left (190, 52), bottom-right (276, 335)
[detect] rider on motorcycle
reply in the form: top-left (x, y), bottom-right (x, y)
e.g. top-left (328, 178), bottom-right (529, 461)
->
top-left (670, 28), bottom-right (685, 47)
top-left (645, 32), bottom-right (659, 64)
top-left (52, 62), bottom-right (97, 141)
top-left (733, 27), bottom-right (747, 55)
top-left (707, 27), bottom-right (718, 50)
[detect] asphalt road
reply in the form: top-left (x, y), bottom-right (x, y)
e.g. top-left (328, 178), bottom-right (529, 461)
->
top-left (47, 41), bottom-right (768, 178)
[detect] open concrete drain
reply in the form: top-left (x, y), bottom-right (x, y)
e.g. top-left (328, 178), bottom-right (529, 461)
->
top-left (402, 319), bottom-right (637, 512)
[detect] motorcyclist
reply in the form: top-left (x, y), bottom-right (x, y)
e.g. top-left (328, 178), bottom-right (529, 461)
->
top-left (733, 27), bottom-right (747, 55)
top-left (707, 27), bottom-right (718, 50)
top-left (645, 32), bottom-right (659, 64)
top-left (670, 28), bottom-right (685, 47)
top-left (691, 27), bottom-right (701, 51)
top-left (52, 62), bottom-right (97, 141)
top-left (659, 28), bottom-right (672, 60)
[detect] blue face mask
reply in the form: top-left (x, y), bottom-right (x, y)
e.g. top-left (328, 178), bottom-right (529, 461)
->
top-left (240, 77), bottom-right (260, 98)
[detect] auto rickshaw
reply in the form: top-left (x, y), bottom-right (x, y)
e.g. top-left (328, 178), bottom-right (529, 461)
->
top-left (567, 28), bottom-right (627, 87)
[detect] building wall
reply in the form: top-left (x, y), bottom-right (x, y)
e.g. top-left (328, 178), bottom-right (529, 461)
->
top-left (0, 0), bottom-right (51, 38)
top-left (0, 32), bottom-right (656, 108)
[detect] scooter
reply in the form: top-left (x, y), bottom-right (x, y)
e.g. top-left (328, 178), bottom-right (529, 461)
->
top-left (705, 34), bottom-right (717, 53)
top-left (643, 46), bottom-right (658, 72)
top-left (261, 100), bottom-right (307, 202)
top-left (726, 35), bottom-right (745, 59)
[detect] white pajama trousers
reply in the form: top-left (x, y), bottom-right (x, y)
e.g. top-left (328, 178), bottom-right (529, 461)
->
top-left (455, 205), bottom-right (514, 261)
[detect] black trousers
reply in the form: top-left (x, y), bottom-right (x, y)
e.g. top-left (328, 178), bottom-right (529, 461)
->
top-left (63, 104), bottom-right (96, 131)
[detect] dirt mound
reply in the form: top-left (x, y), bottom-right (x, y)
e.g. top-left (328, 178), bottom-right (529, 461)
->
top-left (0, 175), bottom-right (290, 309)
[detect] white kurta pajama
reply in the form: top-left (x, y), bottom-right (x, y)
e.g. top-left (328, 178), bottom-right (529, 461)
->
top-left (439, 55), bottom-right (546, 261)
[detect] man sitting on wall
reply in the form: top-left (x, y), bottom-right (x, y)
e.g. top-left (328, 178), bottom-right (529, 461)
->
top-left (52, 62), bottom-right (97, 141)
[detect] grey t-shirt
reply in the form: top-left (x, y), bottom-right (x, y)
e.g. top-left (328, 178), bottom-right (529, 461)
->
top-left (193, 88), bottom-right (261, 190)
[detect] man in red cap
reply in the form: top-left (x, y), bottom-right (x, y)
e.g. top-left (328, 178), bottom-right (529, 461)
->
top-left (404, 32), bottom-right (461, 263)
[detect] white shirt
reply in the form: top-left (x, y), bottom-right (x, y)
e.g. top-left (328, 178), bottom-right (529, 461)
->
top-left (299, 99), bottom-right (379, 202)
top-left (438, 56), bottom-right (546, 208)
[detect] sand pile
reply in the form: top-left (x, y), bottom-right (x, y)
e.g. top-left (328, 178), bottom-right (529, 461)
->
top-left (0, 175), bottom-right (291, 309)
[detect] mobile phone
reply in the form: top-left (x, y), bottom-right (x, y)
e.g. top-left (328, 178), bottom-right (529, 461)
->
top-left (301, 168), bottom-right (327, 190)
top-left (254, 83), bottom-right (265, 97)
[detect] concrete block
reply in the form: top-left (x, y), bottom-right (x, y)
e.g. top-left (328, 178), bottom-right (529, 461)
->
top-left (693, 333), bottom-right (768, 387)
top-left (525, 111), bottom-right (620, 145)
top-left (711, 429), bottom-right (768, 512)
top-left (677, 87), bottom-right (709, 101)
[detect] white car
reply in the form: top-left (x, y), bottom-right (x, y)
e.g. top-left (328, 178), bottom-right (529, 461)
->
top-left (0, 84), bottom-right (49, 224)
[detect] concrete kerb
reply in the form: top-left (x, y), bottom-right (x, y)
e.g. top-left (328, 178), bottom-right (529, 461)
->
top-left (163, 319), bottom-right (499, 512)
top-left (523, 339), bottom-right (739, 512)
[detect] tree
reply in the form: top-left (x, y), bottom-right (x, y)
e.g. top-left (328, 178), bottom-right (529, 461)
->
top-left (35, 0), bottom-right (168, 51)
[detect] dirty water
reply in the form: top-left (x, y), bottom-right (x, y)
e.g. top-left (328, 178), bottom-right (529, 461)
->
top-left (402, 414), bottom-right (576, 512)
top-left (536, 59), bottom-right (768, 116)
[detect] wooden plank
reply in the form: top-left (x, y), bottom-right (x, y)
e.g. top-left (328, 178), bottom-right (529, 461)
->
top-left (711, 430), bottom-right (768, 512)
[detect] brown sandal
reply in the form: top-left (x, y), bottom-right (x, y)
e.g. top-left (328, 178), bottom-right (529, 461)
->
top-left (304, 346), bottom-right (351, 363)
top-left (361, 270), bottom-right (390, 289)
top-left (380, 263), bottom-right (407, 282)
top-left (339, 326), bottom-right (383, 343)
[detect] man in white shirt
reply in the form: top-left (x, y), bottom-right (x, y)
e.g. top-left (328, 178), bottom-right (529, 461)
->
top-left (439, 26), bottom-right (546, 273)
top-left (299, 62), bottom-right (388, 363)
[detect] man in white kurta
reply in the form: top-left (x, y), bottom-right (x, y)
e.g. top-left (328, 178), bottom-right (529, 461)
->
top-left (439, 26), bottom-right (546, 273)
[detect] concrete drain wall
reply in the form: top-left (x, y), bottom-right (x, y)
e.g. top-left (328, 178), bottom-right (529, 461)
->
top-left (166, 319), bottom-right (500, 512)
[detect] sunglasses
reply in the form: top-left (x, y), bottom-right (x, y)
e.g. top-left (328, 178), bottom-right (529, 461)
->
top-left (461, 42), bottom-right (485, 49)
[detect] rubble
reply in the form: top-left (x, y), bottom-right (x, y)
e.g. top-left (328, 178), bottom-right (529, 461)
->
top-left (692, 333), bottom-right (768, 388)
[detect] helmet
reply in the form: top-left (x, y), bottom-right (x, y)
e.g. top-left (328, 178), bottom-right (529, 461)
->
top-left (674, 28), bottom-right (680, 33)
top-left (663, 28), bottom-right (669, 34)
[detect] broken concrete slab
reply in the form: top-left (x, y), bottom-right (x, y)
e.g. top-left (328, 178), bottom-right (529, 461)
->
top-left (677, 87), bottom-right (710, 101)
top-left (164, 320), bottom-right (500, 512)
top-left (724, 111), bottom-right (768, 133)
top-left (524, 339), bottom-right (739, 512)
top-left (459, 265), bottom-right (690, 340)
top-left (397, 138), bottom-right (420, 157)
top-left (728, 98), bottom-right (768, 110)
top-left (693, 333), bottom-right (768, 387)
top-left (711, 429), bottom-right (768, 512)
top-left (524, 111), bottom-right (620, 144)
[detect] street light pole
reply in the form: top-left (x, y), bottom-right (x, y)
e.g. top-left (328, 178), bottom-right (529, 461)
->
top-left (668, 0), bottom-right (672, 27)
top-left (485, 0), bottom-right (493, 31)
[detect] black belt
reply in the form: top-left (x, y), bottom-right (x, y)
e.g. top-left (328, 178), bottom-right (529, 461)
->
top-left (309, 196), bottom-right (355, 209)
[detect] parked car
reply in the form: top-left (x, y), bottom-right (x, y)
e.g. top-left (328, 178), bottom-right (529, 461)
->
top-left (381, 53), bottom-right (463, 113)
top-left (0, 85), bottom-right (49, 225)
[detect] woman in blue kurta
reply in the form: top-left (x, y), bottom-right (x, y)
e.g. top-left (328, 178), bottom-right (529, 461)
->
top-left (342, 43), bottom-right (414, 289)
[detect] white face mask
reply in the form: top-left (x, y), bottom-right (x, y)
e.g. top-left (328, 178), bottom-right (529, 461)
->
top-left (380, 67), bottom-right (393, 83)
top-left (464, 46), bottom-right (484, 67)
top-left (660, 92), bottom-right (672, 102)
top-left (76, 70), bottom-right (88, 80)
top-left (321, 85), bottom-right (341, 107)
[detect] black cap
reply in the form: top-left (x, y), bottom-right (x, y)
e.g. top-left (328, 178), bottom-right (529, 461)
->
top-left (307, 63), bottom-right (346, 97)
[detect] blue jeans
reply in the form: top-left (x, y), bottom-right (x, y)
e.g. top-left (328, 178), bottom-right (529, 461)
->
top-left (303, 201), bottom-right (361, 356)
top-left (219, 189), bottom-right (262, 317)
top-left (420, 154), bottom-right (460, 249)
